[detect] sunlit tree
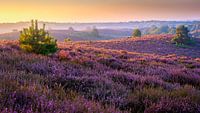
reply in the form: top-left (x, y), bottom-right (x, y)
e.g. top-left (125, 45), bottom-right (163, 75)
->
top-left (132, 29), bottom-right (142, 37)
top-left (172, 25), bottom-right (193, 45)
top-left (19, 20), bottom-right (57, 55)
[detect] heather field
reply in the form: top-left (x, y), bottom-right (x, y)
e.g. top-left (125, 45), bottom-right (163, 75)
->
top-left (0, 34), bottom-right (200, 113)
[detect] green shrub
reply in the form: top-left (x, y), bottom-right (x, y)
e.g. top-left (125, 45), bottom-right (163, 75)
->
top-left (172, 25), bottom-right (194, 45)
top-left (132, 29), bottom-right (142, 37)
top-left (64, 38), bottom-right (72, 42)
top-left (19, 20), bottom-right (57, 55)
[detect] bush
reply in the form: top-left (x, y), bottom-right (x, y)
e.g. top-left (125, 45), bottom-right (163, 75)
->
top-left (19, 20), bottom-right (57, 55)
top-left (64, 38), bottom-right (72, 42)
top-left (132, 29), bottom-right (142, 37)
top-left (172, 25), bottom-right (193, 45)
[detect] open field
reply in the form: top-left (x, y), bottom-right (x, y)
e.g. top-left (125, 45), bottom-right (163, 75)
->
top-left (0, 35), bottom-right (200, 112)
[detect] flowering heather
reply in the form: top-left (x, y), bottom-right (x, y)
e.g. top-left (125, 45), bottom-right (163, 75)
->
top-left (0, 34), bottom-right (200, 113)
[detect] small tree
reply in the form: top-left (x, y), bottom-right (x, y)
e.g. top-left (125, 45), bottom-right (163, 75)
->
top-left (172, 25), bottom-right (192, 45)
top-left (91, 27), bottom-right (100, 37)
top-left (132, 29), bottom-right (142, 37)
top-left (19, 20), bottom-right (57, 55)
top-left (68, 27), bottom-right (75, 32)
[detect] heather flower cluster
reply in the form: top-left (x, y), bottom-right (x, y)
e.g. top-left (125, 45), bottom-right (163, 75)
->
top-left (0, 34), bottom-right (200, 113)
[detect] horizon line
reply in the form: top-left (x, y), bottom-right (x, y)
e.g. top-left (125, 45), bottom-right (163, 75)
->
top-left (1, 19), bottom-right (200, 24)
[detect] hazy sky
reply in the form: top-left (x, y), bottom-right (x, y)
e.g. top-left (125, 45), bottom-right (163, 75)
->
top-left (0, 0), bottom-right (200, 23)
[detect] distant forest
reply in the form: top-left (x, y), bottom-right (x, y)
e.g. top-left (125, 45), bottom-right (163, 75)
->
top-left (0, 21), bottom-right (200, 41)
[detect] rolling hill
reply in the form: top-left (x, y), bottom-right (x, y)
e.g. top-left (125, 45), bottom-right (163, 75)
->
top-left (0, 35), bottom-right (200, 112)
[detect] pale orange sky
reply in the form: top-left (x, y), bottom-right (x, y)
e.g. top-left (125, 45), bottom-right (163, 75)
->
top-left (0, 0), bottom-right (200, 23)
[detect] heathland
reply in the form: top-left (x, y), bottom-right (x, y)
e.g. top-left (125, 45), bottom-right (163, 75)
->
top-left (0, 33), bottom-right (200, 112)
